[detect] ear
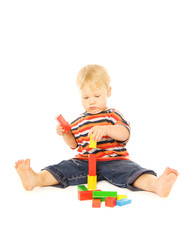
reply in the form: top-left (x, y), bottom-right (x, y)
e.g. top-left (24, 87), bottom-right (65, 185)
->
top-left (107, 86), bottom-right (112, 97)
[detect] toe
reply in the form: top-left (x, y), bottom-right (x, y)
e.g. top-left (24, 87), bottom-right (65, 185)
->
top-left (15, 162), bottom-right (18, 169)
top-left (165, 167), bottom-right (171, 174)
top-left (170, 169), bottom-right (179, 176)
top-left (165, 167), bottom-right (179, 176)
top-left (25, 159), bottom-right (31, 167)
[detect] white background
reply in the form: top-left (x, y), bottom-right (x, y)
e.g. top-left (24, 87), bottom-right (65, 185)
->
top-left (0, 0), bottom-right (192, 239)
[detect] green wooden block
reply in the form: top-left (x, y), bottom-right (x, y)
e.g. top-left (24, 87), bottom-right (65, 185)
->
top-left (92, 191), bottom-right (117, 200)
top-left (78, 185), bottom-right (88, 191)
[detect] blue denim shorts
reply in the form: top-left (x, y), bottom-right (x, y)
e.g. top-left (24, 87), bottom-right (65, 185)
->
top-left (42, 159), bottom-right (157, 191)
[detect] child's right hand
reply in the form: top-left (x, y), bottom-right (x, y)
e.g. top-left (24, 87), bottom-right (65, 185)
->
top-left (56, 124), bottom-right (66, 136)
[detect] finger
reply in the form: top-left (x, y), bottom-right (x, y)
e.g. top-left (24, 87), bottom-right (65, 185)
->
top-left (88, 128), bottom-right (94, 138)
top-left (57, 125), bottom-right (64, 132)
top-left (57, 124), bottom-right (63, 130)
top-left (95, 132), bottom-right (103, 142)
top-left (93, 131), bottom-right (101, 142)
top-left (91, 130), bottom-right (97, 141)
top-left (92, 130), bottom-right (97, 142)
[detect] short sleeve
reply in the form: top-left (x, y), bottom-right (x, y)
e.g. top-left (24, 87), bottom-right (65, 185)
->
top-left (110, 109), bottom-right (131, 144)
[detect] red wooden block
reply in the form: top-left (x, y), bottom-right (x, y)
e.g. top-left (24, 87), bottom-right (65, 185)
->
top-left (78, 191), bottom-right (93, 201)
top-left (105, 197), bottom-right (117, 208)
top-left (56, 114), bottom-right (71, 132)
top-left (92, 199), bottom-right (101, 208)
top-left (89, 154), bottom-right (96, 176)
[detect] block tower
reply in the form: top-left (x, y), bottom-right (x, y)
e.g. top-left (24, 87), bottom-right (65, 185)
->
top-left (87, 134), bottom-right (97, 190)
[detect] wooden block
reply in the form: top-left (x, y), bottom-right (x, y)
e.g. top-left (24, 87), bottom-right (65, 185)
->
top-left (77, 185), bottom-right (88, 191)
top-left (92, 199), bottom-right (101, 208)
top-left (117, 195), bottom-right (127, 200)
top-left (89, 154), bottom-right (96, 176)
top-left (89, 134), bottom-right (97, 148)
top-left (78, 191), bottom-right (92, 201)
top-left (56, 114), bottom-right (71, 132)
top-left (92, 191), bottom-right (117, 201)
top-left (116, 198), bottom-right (132, 206)
top-left (87, 175), bottom-right (97, 190)
top-left (105, 197), bottom-right (117, 208)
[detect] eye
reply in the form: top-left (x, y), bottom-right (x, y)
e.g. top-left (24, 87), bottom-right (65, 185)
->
top-left (83, 96), bottom-right (89, 99)
top-left (95, 95), bottom-right (100, 98)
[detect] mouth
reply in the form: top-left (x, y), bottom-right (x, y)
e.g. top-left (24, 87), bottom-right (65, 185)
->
top-left (89, 107), bottom-right (97, 110)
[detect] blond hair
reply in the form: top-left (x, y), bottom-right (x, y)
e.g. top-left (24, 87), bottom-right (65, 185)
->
top-left (76, 64), bottom-right (111, 90)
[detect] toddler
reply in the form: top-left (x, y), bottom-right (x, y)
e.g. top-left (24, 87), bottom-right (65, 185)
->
top-left (15, 64), bottom-right (178, 197)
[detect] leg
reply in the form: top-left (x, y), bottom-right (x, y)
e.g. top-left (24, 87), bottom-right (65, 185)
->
top-left (96, 160), bottom-right (158, 190)
top-left (15, 159), bottom-right (59, 190)
top-left (133, 167), bottom-right (179, 197)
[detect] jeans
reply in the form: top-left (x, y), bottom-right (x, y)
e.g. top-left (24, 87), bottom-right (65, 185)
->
top-left (42, 159), bottom-right (157, 191)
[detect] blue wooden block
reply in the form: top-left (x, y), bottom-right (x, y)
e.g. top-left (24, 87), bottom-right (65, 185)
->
top-left (116, 198), bottom-right (132, 206)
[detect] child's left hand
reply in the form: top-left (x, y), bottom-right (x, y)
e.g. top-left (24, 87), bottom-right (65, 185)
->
top-left (88, 126), bottom-right (107, 142)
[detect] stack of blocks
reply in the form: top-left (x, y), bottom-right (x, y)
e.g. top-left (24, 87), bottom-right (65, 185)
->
top-left (87, 134), bottom-right (97, 190)
top-left (77, 134), bottom-right (132, 208)
top-left (87, 154), bottom-right (97, 190)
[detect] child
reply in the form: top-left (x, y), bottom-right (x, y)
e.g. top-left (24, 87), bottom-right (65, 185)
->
top-left (15, 64), bottom-right (179, 197)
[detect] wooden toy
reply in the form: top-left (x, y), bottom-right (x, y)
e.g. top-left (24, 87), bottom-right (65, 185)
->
top-left (88, 154), bottom-right (96, 176)
top-left (117, 195), bottom-right (127, 200)
top-left (78, 191), bottom-right (93, 201)
top-left (89, 134), bottom-right (97, 148)
top-left (116, 198), bottom-right (132, 206)
top-left (87, 175), bottom-right (97, 190)
top-left (105, 197), bottom-right (117, 208)
top-left (87, 153), bottom-right (97, 190)
top-left (92, 199), bottom-right (101, 208)
top-left (56, 114), bottom-right (71, 132)
top-left (93, 191), bottom-right (117, 202)
top-left (77, 185), bottom-right (131, 207)
top-left (78, 185), bottom-right (88, 191)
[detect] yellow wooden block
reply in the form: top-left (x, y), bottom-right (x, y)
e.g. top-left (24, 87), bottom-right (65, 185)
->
top-left (117, 195), bottom-right (127, 200)
top-left (89, 134), bottom-right (97, 148)
top-left (87, 175), bottom-right (97, 190)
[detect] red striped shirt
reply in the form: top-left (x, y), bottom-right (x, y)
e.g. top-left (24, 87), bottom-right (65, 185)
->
top-left (70, 108), bottom-right (131, 161)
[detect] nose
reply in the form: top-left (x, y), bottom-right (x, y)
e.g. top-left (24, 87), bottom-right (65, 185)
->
top-left (89, 97), bottom-right (96, 105)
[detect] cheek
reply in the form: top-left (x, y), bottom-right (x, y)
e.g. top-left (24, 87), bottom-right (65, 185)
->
top-left (81, 99), bottom-right (88, 108)
top-left (99, 97), bottom-right (107, 106)
top-left (81, 99), bottom-right (85, 106)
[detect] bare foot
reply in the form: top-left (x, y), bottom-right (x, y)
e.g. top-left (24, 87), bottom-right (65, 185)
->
top-left (15, 159), bottom-right (38, 190)
top-left (156, 167), bottom-right (179, 197)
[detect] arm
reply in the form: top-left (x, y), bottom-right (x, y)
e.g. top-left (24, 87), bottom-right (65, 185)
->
top-left (56, 124), bottom-right (77, 149)
top-left (105, 125), bottom-right (130, 142)
top-left (62, 131), bottom-right (77, 149)
top-left (88, 125), bottom-right (130, 143)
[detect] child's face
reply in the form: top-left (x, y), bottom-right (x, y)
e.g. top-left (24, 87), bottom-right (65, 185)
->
top-left (81, 84), bottom-right (111, 114)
